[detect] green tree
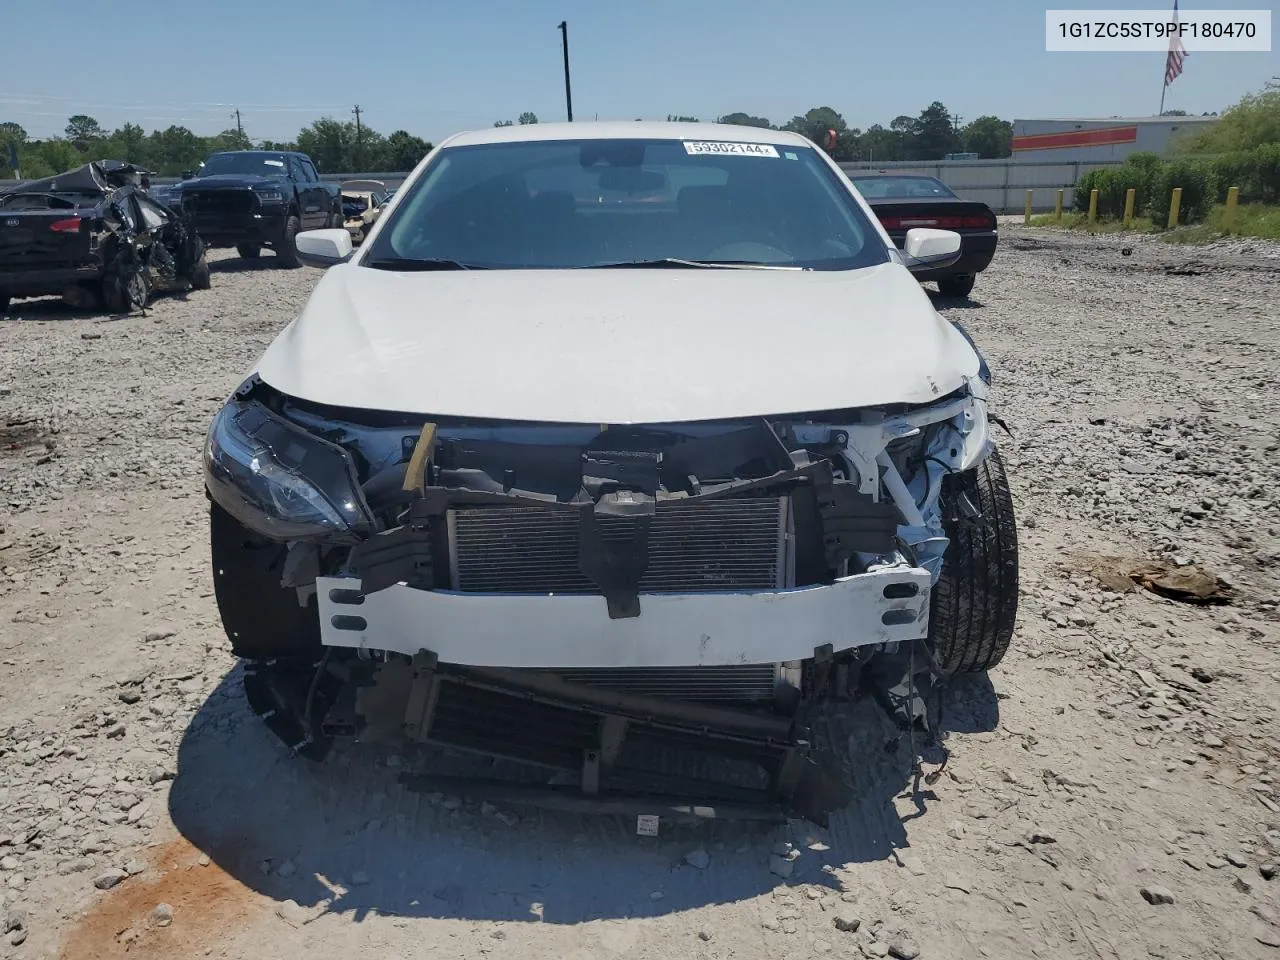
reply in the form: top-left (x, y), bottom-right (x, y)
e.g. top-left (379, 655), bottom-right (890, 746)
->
top-left (213, 127), bottom-right (254, 152)
top-left (716, 112), bottom-right (773, 128)
top-left (913, 101), bottom-right (958, 160)
top-left (297, 118), bottom-right (358, 172)
top-left (889, 114), bottom-right (919, 158)
top-left (517, 112), bottom-right (539, 125)
top-left (109, 123), bottom-right (149, 165)
top-left (783, 107), bottom-right (846, 144)
top-left (64, 115), bottom-right (106, 150)
top-left (493, 119), bottom-right (514, 127)
top-left (667, 115), bottom-right (700, 122)
top-left (857, 124), bottom-right (904, 162)
top-left (31, 139), bottom-right (83, 177)
top-left (0, 122), bottom-right (26, 176)
top-left (149, 125), bottom-right (205, 175)
top-left (1180, 87), bottom-right (1279, 153)
top-left (960, 115), bottom-right (1012, 158)
top-left (383, 130), bottom-right (431, 170)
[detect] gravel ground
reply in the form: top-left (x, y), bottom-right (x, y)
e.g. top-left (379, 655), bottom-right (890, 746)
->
top-left (1, 231), bottom-right (1279, 960)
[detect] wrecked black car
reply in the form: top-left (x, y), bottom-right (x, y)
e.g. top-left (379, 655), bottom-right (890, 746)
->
top-left (0, 160), bottom-right (210, 316)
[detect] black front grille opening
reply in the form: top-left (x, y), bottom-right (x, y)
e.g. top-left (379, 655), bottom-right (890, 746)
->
top-left (548, 665), bottom-right (779, 703)
top-left (882, 582), bottom-right (920, 599)
top-left (881, 609), bottom-right (918, 626)
top-left (429, 682), bottom-right (601, 770)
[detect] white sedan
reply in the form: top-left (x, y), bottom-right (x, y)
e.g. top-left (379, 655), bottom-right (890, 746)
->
top-left (202, 121), bottom-right (1018, 823)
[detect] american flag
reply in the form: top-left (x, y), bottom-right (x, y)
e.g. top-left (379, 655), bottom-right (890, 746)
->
top-left (1164, 0), bottom-right (1188, 86)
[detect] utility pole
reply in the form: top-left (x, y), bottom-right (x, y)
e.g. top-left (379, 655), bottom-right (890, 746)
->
top-left (233, 109), bottom-right (243, 138)
top-left (352, 104), bottom-right (364, 170)
top-left (558, 21), bottom-right (574, 122)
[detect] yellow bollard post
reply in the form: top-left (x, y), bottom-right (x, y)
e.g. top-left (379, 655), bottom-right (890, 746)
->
top-left (1225, 186), bottom-right (1240, 234)
top-left (1024, 189), bottom-right (1033, 225)
top-left (1168, 187), bottom-right (1182, 229)
top-left (1123, 188), bottom-right (1136, 228)
top-left (1088, 188), bottom-right (1098, 226)
top-left (1055, 189), bottom-right (1063, 221)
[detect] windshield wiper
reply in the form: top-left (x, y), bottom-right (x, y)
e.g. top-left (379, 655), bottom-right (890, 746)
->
top-left (364, 257), bottom-right (482, 271)
top-left (583, 258), bottom-right (805, 271)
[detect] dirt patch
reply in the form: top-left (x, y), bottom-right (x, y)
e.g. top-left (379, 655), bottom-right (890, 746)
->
top-left (1077, 554), bottom-right (1234, 604)
top-left (58, 837), bottom-right (264, 960)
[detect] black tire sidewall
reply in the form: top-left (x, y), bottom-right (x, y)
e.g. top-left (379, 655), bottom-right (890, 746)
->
top-left (192, 258), bottom-right (212, 290)
top-left (927, 448), bottom-right (1019, 674)
top-left (275, 215), bottom-right (302, 268)
top-left (938, 274), bottom-right (976, 298)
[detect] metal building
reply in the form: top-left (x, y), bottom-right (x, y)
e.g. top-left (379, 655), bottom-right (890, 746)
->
top-left (1011, 116), bottom-right (1217, 162)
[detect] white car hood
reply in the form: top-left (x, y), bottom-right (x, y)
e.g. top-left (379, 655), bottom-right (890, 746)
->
top-left (254, 262), bottom-right (980, 424)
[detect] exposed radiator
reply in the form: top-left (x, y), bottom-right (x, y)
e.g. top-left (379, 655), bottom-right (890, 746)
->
top-left (447, 496), bottom-right (791, 595)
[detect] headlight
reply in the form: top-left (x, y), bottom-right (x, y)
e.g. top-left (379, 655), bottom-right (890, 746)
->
top-left (204, 396), bottom-right (373, 542)
top-left (255, 190), bottom-right (284, 204)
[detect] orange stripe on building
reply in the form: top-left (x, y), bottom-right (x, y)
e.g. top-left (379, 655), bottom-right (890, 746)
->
top-left (1012, 126), bottom-right (1138, 152)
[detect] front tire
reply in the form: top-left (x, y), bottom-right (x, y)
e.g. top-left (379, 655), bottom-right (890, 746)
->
top-left (275, 215), bottom-right (302, 268)
top-left (0, 293), bottom-right (9, 317)
top-left (937, 274), bottom-right (976, 298)
top-left (928, 449), bottom-right (1018, 674)
top-left (102, 254), bottom-right (150, 313)
top-left (190, 257), bottom-right (212, 290)
top-left (236, 244), bottom-right (261, 260)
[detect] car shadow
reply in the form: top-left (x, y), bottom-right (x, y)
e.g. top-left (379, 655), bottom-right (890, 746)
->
top-left (927, 289), bottom-right (985, 310)
top-left (208, 257), bottom-right (288, 274)
top-left (168, 664), bottom-right (998, 924)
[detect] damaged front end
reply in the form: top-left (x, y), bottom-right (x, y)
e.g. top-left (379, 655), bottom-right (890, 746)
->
top-left (206, 374), bottom-right (996, 824)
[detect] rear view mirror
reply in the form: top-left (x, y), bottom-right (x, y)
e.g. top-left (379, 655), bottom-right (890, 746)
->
top-left (295, 229), bottom-right (354, 268)
top-left (903, 228), bottom-right (962, 272)
top-left (181, 170), bottom-right (194, 180)
top-left (598, 168), bottom-right (666, 194)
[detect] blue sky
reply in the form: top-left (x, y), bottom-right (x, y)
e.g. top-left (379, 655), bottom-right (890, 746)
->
top-left (3, 0), bottom-right (1275, 142)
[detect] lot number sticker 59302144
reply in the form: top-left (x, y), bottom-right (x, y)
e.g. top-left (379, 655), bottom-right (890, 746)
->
top-left (683, 141), bottom-right (779, 158)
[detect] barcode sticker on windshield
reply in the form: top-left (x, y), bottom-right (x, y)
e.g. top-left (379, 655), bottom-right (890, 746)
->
top-left (682, 141), bottom-right (779, 158)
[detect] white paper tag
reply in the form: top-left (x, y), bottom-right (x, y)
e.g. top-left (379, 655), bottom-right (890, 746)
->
top-left (636, 814), bottom-right (660, 836)
top-left (682, 141), bottom-right (779, 158)
top-left (264, 159), bottom-right (285, 167)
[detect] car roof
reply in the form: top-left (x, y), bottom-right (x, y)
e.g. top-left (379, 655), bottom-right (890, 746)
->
top-left (207, 150), bottom-right (299, 158)
top-left (441, 121), bottom-right (816, 149)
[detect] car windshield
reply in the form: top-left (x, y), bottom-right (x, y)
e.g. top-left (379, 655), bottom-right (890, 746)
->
top-left (197, 153), bottom-right (289, 177)
top-left (365, 138), bottom-right (890, 270)
top-left (852, 176), bottom-right (957, 199)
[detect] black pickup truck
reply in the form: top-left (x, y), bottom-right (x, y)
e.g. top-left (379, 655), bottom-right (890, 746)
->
top-left (169, 151), bottom-right (342, 268)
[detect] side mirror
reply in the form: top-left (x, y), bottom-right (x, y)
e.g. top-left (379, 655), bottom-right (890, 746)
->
top-left (902, 228), bottom-right (962, 272)
top-left (181, 170), bottom-right (194, 180)
top-left (295, 228), bottom-right (354, 268)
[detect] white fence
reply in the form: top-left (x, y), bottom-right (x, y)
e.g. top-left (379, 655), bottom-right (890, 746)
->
top-left (838, 158), bottom-right (1126, 213)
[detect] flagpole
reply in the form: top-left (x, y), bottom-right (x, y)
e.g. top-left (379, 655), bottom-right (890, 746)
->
top-left (1160, 77), bottom-right (1167, 116)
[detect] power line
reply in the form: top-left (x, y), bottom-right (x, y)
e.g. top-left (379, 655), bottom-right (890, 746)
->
top-left (353, 105), bottom-right (363, 168)
top-left (558, 21), bottom-right (574, 122)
